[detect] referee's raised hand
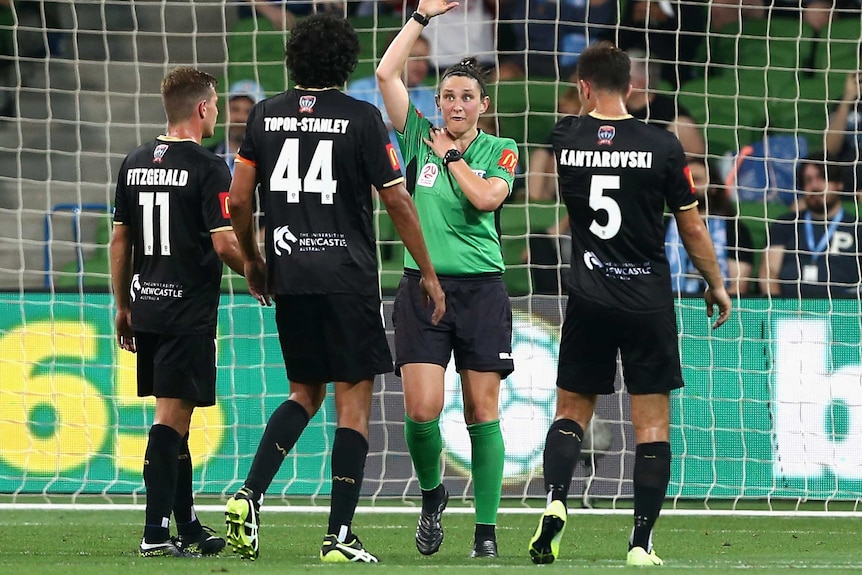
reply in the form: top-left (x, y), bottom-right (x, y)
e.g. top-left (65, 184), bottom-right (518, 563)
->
top-left (416, 0), bottom-right (460, 19)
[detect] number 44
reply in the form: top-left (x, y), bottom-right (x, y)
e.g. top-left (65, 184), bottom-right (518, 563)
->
top-left (270, 139), bottom-right (338, 204)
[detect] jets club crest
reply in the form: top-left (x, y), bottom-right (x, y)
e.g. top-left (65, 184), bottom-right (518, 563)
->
top-left (299, 95), bottom-right (316, 114)
top-left (597, 125), bottom-right (615, 145)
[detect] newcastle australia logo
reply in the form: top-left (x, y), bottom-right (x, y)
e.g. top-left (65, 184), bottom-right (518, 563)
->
top-left (273, 225), bottom-right (297, 256)
top-left (130, 273), bottom-right (184, 302)
top-left (273, 225), bottom-right (347, 256)
top-left (582, 251), bottom-right (651, 281)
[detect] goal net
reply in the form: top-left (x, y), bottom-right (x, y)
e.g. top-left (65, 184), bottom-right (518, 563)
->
top-left (1, 0), bottom-right (861, 509)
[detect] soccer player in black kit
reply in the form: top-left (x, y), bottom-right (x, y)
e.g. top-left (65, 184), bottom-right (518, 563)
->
top-left (110, 66), bottom-right (246, 557)
top-left (527, 42), bottom-right (732, 566)
top-left (224, 14), bottom-right (445, 563)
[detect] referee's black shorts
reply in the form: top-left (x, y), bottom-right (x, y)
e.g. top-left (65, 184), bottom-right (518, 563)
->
top-left (135, 330), bottom-right (217, 407)
top-left (393, 270), bottom-right (514, 378)
top-left (274, 293), bottom-right (393, 385)
top-left (556, 298), bottom-right (683, 395)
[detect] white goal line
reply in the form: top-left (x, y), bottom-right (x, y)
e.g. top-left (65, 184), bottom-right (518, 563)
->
top-left (0, 504), bottom-right (859, 517)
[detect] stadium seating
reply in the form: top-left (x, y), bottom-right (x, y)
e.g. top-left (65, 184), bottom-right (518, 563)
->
top-left (350, 15), bottom-right (405, 82)
top-left (678, 71), bottom-right (766, 156)
top-left (709, 18), bottom-right (816, 72)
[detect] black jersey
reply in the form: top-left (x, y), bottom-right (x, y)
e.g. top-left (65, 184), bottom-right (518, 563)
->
top-left (238, 88), bottom-right (404, 296)
top-left (552, 113), bottom-right (697, 311)
top-left (113, 136), bottom-right (233, 334)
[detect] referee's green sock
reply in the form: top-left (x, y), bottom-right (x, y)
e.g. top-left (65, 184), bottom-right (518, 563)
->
top-left (468, 419), bottom-right (504, 528)
top-left (404, 415), bottom-right (443, 492)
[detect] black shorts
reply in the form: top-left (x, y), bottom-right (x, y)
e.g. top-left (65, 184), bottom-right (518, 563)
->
top-left (135, 331), bottom-right (217, 407)
top-left (556, 299), bottom-right (683, 395)
top-left (274, 293), bottom-right (393, 384)
top-left (393, 271), bottom-right (514, 377)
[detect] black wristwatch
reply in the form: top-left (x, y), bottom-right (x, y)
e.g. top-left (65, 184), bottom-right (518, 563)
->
top-left (443, 148), bottom-right (462, 166)
top-left (411, 11), bottom-right (430, 27)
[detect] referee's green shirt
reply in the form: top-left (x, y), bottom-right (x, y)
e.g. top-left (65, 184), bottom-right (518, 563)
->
top-left (396, 103), bottom-right (519, 275)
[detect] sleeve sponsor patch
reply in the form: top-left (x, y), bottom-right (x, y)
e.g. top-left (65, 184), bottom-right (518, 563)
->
top-left (219, 191), bottom-right (231, 218)
top-left (386, 143), bottom-right (401, 171)
top-left (498, 148), bottom-right (518, 177)
top-left (683, 165), bottom-right (696, 194)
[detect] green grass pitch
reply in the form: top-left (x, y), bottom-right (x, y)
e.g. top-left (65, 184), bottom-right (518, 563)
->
top-left (1, 508), bottom-right (860, 573)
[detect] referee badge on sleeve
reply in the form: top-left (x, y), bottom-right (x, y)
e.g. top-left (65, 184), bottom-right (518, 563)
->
top-left (417, 162), bottom-right (439, 187)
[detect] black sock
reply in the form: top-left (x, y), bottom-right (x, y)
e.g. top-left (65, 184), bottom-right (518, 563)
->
top-left (543, 419), bottom-right (584, 505)
top-left (420, 483), bottom-right (446, 514)
top-left (475, 523), bottom-right (495, 541)
top-left (631, 442), bottom-right (671, 551)
top-left (143, 424), bottom-right (182, 543)
top-left (327, 427), bottom-right (368, 540)
top-left (173, 433), bottom-right (201, 536)
top-left (245, 400), bottom-right (310, 496)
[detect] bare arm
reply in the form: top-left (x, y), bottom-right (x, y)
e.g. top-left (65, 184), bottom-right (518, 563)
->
top-left (674, 207), bottom-right (732, 328)
top-left (726, 259), bottom-right (752, 296)
top-left (376, 0), bottom-right (458, 133)
top-left (825, 74), bottom-right (860, 155)
top-left (245, 0), bottom-right (296, 30)
top-left (378, 182), bottom-right (446, 324)
top-left (211, 229), bottom-right (245, 276)
top-left (759, 245), bottom-right (785, 297)
top-left (230, 159), bottom-right (269, 305)
top-left (527, 147), bottom-right (557, 202)
top-left (376, 19), bottom-right (425, 134)
top-left (109, 223), bottom-right (136, 352)
top-left (670, 114), bottom-right (706, 159)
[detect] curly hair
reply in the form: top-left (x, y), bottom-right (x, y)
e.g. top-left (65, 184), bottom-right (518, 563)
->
top-left (439, 57), bottom-right (489, 98)
top-left (285, 14), bottom-right (359, 88)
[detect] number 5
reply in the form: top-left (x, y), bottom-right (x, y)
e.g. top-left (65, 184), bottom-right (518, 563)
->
top-left (589, 175), bottom-right (621, 239)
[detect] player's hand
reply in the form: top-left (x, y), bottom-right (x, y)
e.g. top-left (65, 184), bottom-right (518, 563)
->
top-left (417, 0), bottom-right (459, 18)
top-left (423, 127), bottom-right (458, 160)
top-left (704, 286), bottom-right (731, 329)
top-left (244, 256), bottom-right (271, 306)
top-left (115, 309), bottom-right (136, 353)
top-left (419, 274), bottom-right (446, 325)
top-left (842, 73), bottom-right (862, 103)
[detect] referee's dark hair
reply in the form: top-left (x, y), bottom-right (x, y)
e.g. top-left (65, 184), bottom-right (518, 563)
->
top-left (161, 66), bottom-right (217, 125)
top-left (576, 41), bottom-right (631, 95)
top-left (285, 14), bottom-right (359, 89)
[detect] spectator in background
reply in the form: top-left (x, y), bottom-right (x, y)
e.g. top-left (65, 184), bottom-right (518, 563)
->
top-left (210, 80), bottom-right (266, 175)
top-left (666, 159), bottom-right (755, 296)
top-left (522, 80), bottom-right (582, 295)
top-left (237, 0), bottom-right (348, 30)
top-left (347, 33), bottom-right (439, 168)
top-left (760, 156), bottom-right (862, 298)
top-left (501, 0), bottom-right (614, 79)
top-left (424, 0), bottom-right (497, 72)
top-left (708, 0), bottom-right (766, 31)
top-left (526, 82), bottom-right (583, 202)
top-left (626, 48), bottom-right (705, 159)
top-left (616, 0), bottom-right (707, 88)
top-left (825, 69), bottom-right (862, 195)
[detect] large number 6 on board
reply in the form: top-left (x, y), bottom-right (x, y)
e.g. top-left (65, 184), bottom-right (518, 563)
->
top-left (588, 175), bottom-right (621, 239)
top-left (270, 139), bottom-right (337, 204)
